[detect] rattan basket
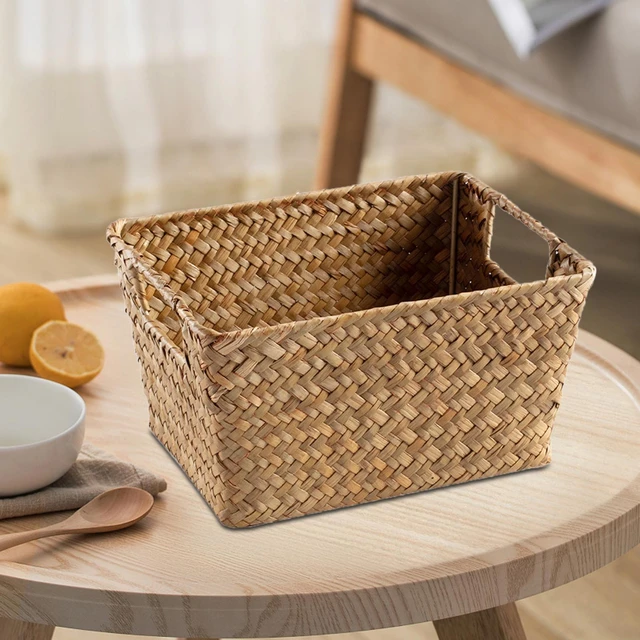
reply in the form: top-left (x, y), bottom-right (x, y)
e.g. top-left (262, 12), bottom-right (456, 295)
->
top-left (108, 172), bottom-right (595, 528)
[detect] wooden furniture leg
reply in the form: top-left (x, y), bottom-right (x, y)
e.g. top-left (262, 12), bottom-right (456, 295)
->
top-left (433, 603), bottom-right (527, 640)
top-left (314, 0), bottom-right (373, 189)
top-left (0, 618), bottom-right (54, 640)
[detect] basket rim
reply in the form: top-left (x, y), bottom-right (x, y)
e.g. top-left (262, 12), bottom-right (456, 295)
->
top-left (107, 171), bottom-right (596, 346)
top-left (109, 171), bottom-right (463, 237)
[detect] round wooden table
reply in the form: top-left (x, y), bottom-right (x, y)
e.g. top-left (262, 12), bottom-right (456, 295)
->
top-left (1, 276), bottom-right (639, 640)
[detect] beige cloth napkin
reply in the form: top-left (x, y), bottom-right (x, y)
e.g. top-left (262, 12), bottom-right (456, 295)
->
top-left (0, 444), bottom-right (167, 520)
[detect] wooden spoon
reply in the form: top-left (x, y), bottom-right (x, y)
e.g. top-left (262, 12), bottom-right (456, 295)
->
top-left (0, 487), bottom-right (155, 552)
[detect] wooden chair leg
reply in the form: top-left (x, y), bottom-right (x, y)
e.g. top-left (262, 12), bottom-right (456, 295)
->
top-left (433, 603), bottom-right (527, 640)
top-left (314, 0), bottom-right (373, 190)
top-left (0, 617), bottom-right (55, 640)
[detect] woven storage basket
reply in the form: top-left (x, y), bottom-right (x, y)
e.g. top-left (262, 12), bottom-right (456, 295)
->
top-left (108, 172), bottom-right (595, 528)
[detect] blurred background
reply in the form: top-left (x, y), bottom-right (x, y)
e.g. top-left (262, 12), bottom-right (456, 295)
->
top-left (0, 1), bottom-right (638, 638)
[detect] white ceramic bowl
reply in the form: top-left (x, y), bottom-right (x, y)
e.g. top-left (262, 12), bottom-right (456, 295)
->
top-left (0, 375), bottom-right (85, 496)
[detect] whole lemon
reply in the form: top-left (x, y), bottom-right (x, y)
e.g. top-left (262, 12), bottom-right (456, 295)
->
top-left (0, 283), bottom-right (66, 366)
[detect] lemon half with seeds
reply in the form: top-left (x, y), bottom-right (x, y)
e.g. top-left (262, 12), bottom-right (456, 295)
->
top-left (30, 320), bottom-right (104, 388)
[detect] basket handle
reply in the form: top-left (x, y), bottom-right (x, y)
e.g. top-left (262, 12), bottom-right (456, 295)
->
top-left (109, 236), bottom-right (195, 368)
top-left (459, 174), bottom-right (595, 279)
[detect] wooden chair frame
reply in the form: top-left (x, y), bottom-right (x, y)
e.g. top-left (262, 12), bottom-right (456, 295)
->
top-left (315, 0), bottom-right (640, 218)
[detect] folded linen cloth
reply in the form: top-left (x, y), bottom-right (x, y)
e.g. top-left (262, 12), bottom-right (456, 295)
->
top-left (0, 444), bottom-right (167, 520)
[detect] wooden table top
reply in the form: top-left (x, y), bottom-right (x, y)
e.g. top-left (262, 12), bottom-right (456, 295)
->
top-left (0, 275), bottom-right (639, 638)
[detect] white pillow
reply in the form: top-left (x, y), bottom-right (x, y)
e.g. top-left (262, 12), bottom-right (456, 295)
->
top-left (488, 0), bottom-right (612, 57)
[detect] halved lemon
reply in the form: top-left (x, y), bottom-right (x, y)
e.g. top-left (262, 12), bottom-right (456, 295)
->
top-left (30, 321), bottom-right (104, 388)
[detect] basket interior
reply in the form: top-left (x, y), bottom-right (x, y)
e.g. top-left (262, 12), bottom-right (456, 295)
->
top-left (121, 175), bottom-right (514, 346)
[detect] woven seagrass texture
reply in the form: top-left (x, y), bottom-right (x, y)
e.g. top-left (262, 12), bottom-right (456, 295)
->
top-left (109, 172), bottom-right (595, 528)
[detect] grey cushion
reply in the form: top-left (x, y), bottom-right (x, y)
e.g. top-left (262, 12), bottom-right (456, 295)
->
top-left (358, 0), bottom-right (640, 150)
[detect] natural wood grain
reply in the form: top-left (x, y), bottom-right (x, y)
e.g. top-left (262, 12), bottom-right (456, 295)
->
top-left (349, 13), bottom-right (640, 217)
top-left (0, 617), bottom-right (54, 640)
top-left (314, 0), bottom-right (373, 189)
top-left (0, 277), bottom-right (639, 638)
top-left (434, 604), bottom-right (527, 640)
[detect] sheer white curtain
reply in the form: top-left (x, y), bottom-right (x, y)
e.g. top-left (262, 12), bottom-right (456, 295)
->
top-left (0, 0), bottom-right (514, 232)
top-left (0, 0), bottom-right (337, 230)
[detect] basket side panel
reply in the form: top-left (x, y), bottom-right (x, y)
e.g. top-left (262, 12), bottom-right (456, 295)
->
top-left (113, 255), bottom-right (228, 518)
top-left (202, 272), bottom-right (592, 527)
top-left (113, 174), bottom-right (459, 334)
top-left (455, 189), bottom-right (516, 292)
